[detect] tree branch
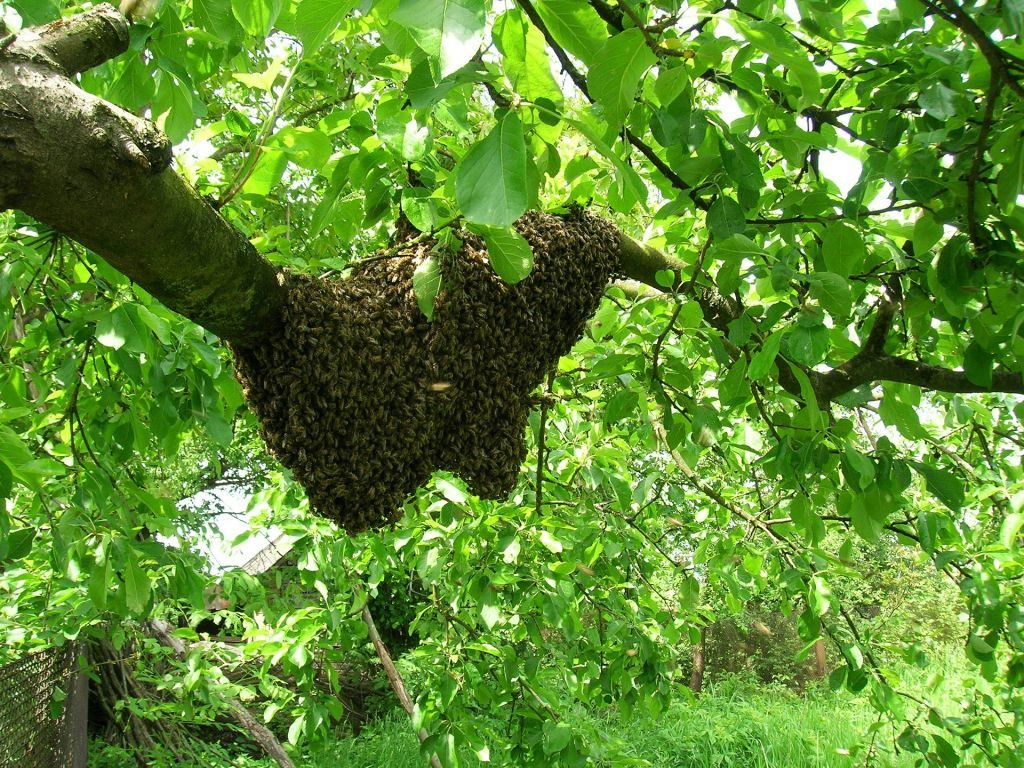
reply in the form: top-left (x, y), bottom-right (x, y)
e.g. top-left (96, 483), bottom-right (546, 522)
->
top-left (0, 5), bottom-right (286, 346)
top-left (819, 355), bottom-right (1024, 400)
top-left (515, 0), bottom-right (700, 202)
top-left (361, 603), bottom-right (444, 768)
top-left (923, 0), bottom-right (1024, 99)
top-left (148, 619), bottom-right (295, 768)
top-left (614, 231), bottom-right (1024, 401)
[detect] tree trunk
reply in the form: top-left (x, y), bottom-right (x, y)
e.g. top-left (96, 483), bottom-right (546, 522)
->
top-left (813, 638), bottom-right (827, 678)
top-left (689, 627), bottom-right (706, 696)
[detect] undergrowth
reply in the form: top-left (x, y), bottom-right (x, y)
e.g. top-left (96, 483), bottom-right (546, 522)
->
top-left (89, 671), bottom-right (939, 767)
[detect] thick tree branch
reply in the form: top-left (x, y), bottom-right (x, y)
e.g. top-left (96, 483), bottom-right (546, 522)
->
top-left (0, 5), bottom-right (285, 346)
top-left (818, 355), bottom-right (1024, 401)
top-left (615, 233), bottom-right (740, 332)
top-left (4, 7), bottom-right (1019, 408)
top-left (616, 234), bottom-right (1024, 401)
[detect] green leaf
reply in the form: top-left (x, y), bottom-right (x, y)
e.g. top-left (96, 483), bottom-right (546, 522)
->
top-left (879, 388), bottom-right (930, 440)
top-left (456, 113), bottom-right (531, 227)
top-left (587, 29), bottom-right (657, 129)
top-left (194, 0), bottom-right (243, 40)
top-left (124, 549), bottom-right (151, 615)
top-left (842, 445), bottom-right (876, 490)
top-left (785, 321), bottom-right (829, 366)
top-left (0, 528), bottom-right (34, 561)
top-left (748, 330), bottom-right (784, 381)
top-left (242, 150), bottom-right (288, 197)
top-left (291, 0), bottom-right (356, 51)
top-left (270, 126), bottom-right (332, 169)
top-left (569, 116), bottom-right (649, 210)
top-left (722, 141), bottom-right (765, 197)
top-left (843, 488), bottom-right (889, 542)
top-left (963, 342), bottom-right (993, 388)
top-left (711, 232), bottom-right (764, 263)
top-left (480, 600), bottom-right (500, 629)
top-left (232, 0), bottom-right (283, 38)
top-left (719, 358), bottom-right (750, 407)
top-left (806, 272), bottom-right (853, 318)
top-left (919, 83), bottom-right (957, 120)
top-left (402, 188), bottom-right (439, 232)
top-left (789, 495), bottom-right (825, 544)
top-left (377, 96), bottom-right (432, 161)
top-left (391, 0), bottom-right (486, 78)
top-left (911, 462), bottom-right (965, 511)
top-left (89, 554), bottom-right (112, 611)
top-left (493, 10), bottom-right (563, 108)
top-left (1000, 512), bottom-right (1024, 549)
top-left (604, 389), bottom-right (639, 423)
top-left (479, 226), bottom-right (534, 283)
top-left (734, 19), bottom-right (820, 106)
top-left (538, 530), bottom-right (563, 554)
top-left (232, 57), bottom-right (286, 91)
top-left (413, 256), bottom-right (442, 320)
top-left (543, 721), bottom-right (573, 754)
top-left (287, 713), bottom-right (306, 745)
top-left (912, 213), bottom-right (944, 256)
top-left (707, 196), bottom-right (746, 239)
top-left (96, 308), bottom-right (136, 350)
top-left (821, 222), bottom-right (866, 277)
top-left (533, 0), bottom-right (606, 65)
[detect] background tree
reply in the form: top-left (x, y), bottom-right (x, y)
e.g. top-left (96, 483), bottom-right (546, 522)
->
top-left (1, 0), bottom-right (1023, 766)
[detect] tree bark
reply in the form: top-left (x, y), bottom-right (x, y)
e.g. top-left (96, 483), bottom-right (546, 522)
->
top-left (689, 626), bottom-right (706, 696)
top-left (813, 638), bottom-right (827, 678)
top-left (0, 5), bottom-right (285, 346)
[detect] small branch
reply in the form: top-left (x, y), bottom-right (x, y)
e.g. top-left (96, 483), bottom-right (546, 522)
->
top-left (535, 370), bottom-right (555, 515)
top-left (965, 71), bottom-right (1001, 253)
top-left (348, 216), bottom-right (461, 267)
top-left (924, 0), bottom-right (1024, 99)
top-left (362, 604), bottom-right (444, 768)
top-left (802, 106), bottom-right (886, 151)
top-left (148, 619), bottom-right (295, 768)
top-left (515, 0), bottom-right (700, 203)
top-left (748, 203), bottom-right (922, 225)
top-left (219, 64), bottom-right (301, 207)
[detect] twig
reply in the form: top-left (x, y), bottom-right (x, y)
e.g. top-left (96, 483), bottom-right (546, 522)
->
top-left (348, 216), bottom-right (461, 267)
top-left (148, 619), bottom-right (295, 768)
top-left (535, 370), bottom-right (556, 515)
top-left (514, 0), bottom-right (702, 204)
top-left (924, 0), bottom-right (1024, 99)
top-left (748, 203), bottom-right (922, 225)
top-left (219, 63), bottom-right (301, 207)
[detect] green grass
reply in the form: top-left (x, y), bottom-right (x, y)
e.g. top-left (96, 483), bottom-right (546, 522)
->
top-left (91, 675), bottom-right (917, 768)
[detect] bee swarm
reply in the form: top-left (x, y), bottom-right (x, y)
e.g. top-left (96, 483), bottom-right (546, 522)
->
top-left (231, 210), bottom-right (620, 533)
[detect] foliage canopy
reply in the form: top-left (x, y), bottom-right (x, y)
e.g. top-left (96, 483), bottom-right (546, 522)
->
top-left (1, 0), bottom-right (1024, 765)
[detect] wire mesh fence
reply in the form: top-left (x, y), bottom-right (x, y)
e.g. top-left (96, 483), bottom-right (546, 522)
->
top-left (0, 643), bottom-right (87, 768)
